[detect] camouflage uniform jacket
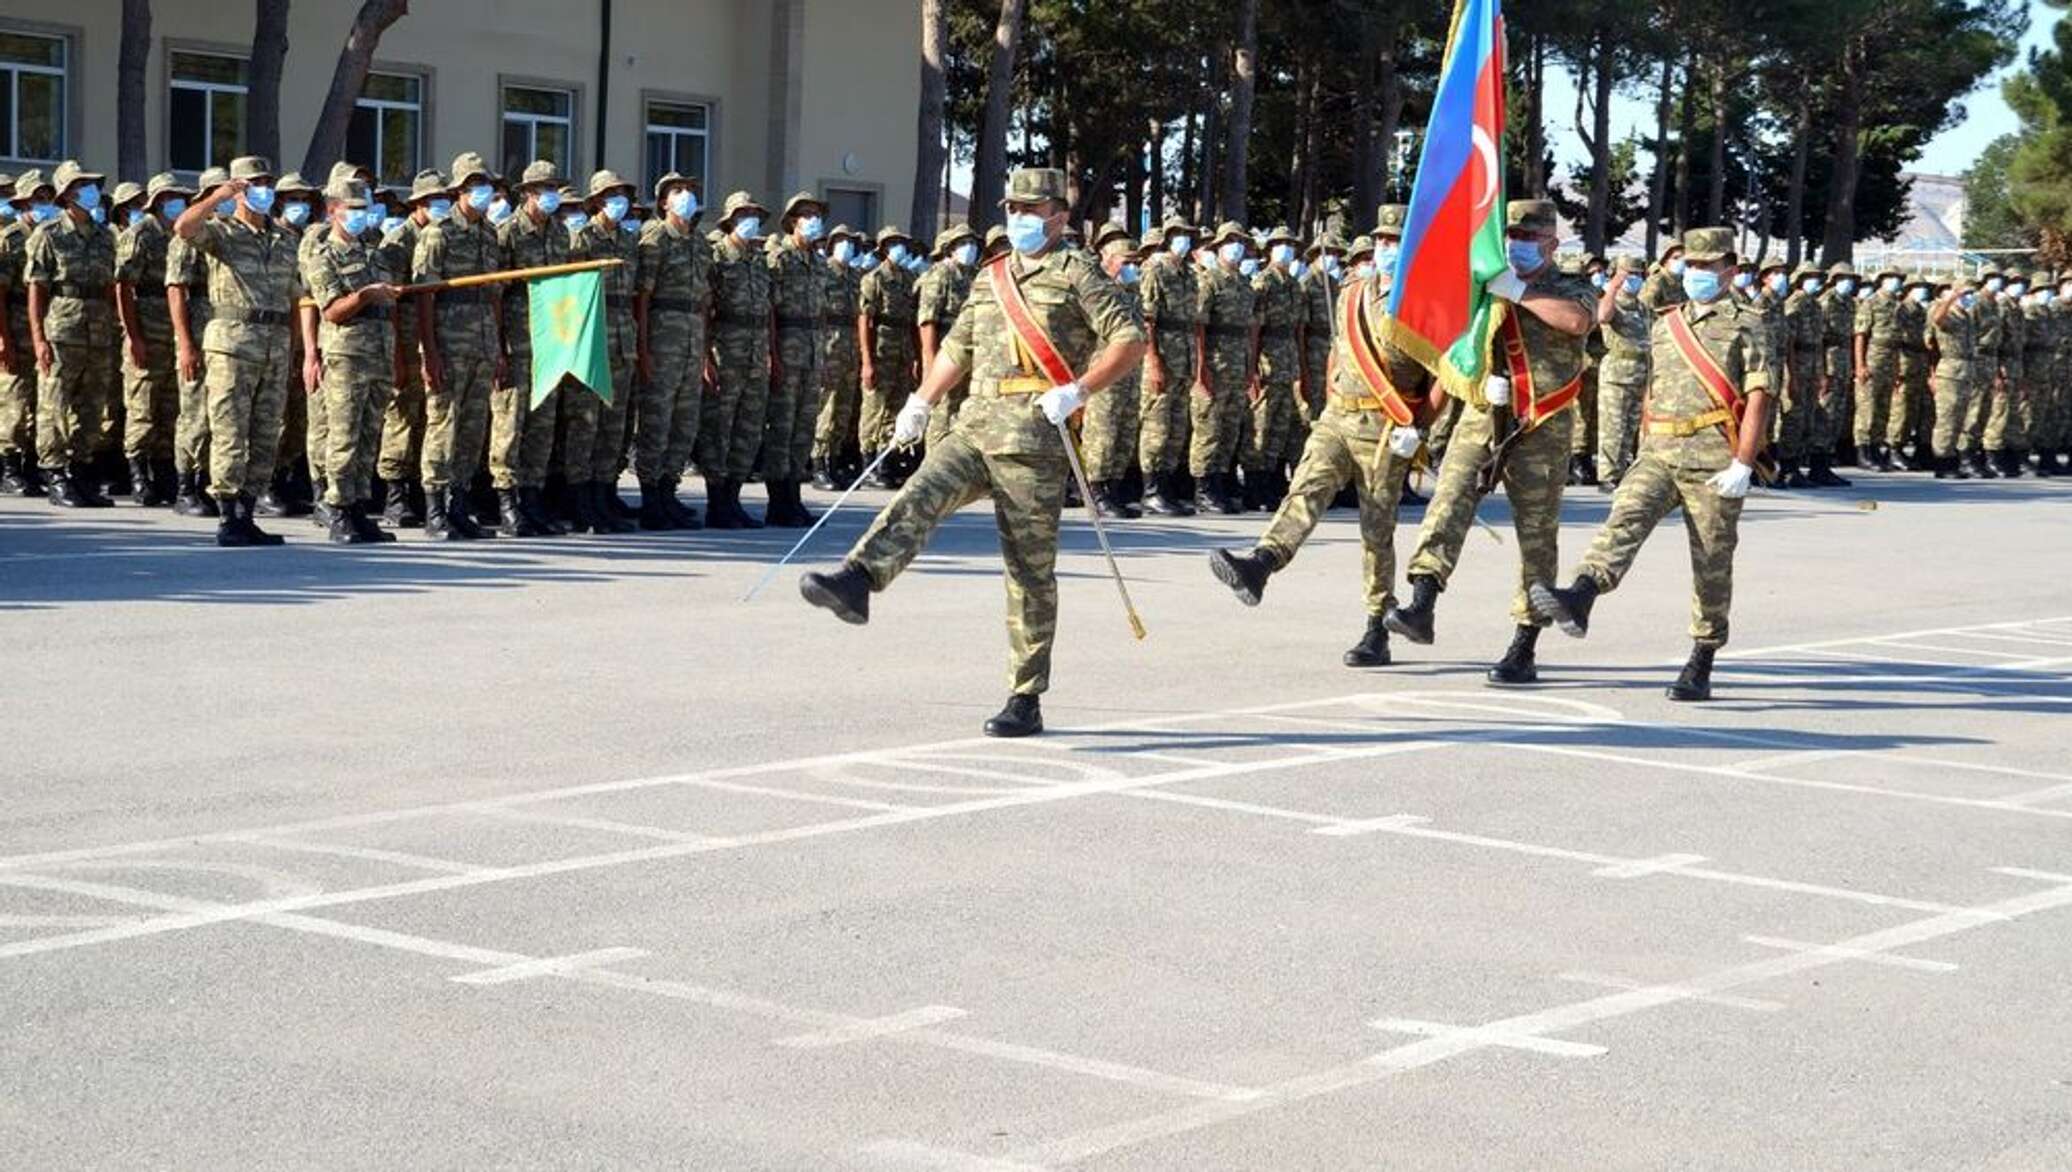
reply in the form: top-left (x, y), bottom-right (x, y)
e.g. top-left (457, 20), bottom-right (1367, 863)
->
top-left (1250, 264), bottom-right (1305, 385)
top-left (1783, 290), bottom-right (1824, 365)
top-left (1301, 266), bottom-right (1336, 379)
top-left (1971, 296), bottom-right (2005, 377)
top-left (1857, 292), bottom-right (1903, 356)
top-left (498, 209), bottom-right (573, 361)
top-left (1819, 290), bottom-right (1856, 354)
top-left (24, 212), bottom-right (117, 348)
top-left (185, 214), bottom-right (298, 360)
top-left (1639, 268), bottom-right (1687, 314)
top-left (1929, 302), bottom-right (1977, 379)
top-left (708, 231), bottom-right (773, 360)
top-left (1138, 250), bottom-right (1200, 370)
top-left (1644, 296), bottom-right (1772, 469)
top-left (1485, 268), bottom-right (1595, 414)
top-left (1756, 291), bottom-right (1788, 375)
top-left (1599, 290), bottom-right (1653, 384)
top-left (1999, 294), bottom-right (2026, 379)
top-left (1895, 299), bottom-right (1929, 353)
top-left (636, 217), bottom-right (713, 334)
top-left (916, 261), bottom-right (975, 335)
top-left (414, 212), bottom-right (502, 358)
top-left (0, 219), bottom-right (30, 348)
top-left (302, 227), bottom-right (397, 362)
top-left (766, 234), bottom-right (824, 341)
top-left (822, 257), bottom-right (858, 360)
top-left (858, 263), bottom-right (917, 361)
top-left (942, 251), bottom-right (1143, 457)
top-left (379, 216), bottom-right (425, 358)
top-left (1196, 263), bottom-right (1257, 378)
top-left (571, 217), bottom-right (639, 361)
top-left (114, 214), bottom-right (176, 344)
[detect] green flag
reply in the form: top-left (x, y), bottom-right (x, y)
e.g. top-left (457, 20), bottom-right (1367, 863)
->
top-left (528, 270), bottom-right (612, 408)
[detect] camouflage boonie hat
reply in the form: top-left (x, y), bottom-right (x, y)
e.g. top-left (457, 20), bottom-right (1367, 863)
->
top-left (109, 181), bottom-right (144, 211)
top-left (327, 161), bottom-right (372, 189)
top-left (228, 156), bottom-right (276, 182)
top-left (373, 187), bottom-right (408, 212)
top-left (827, 222), bottom-right (861, 243)
top-left (780, 190), bottom-right (826, 223)
top-left (1505, 199), bottom-right (1557, 232)
top-left (1312, 231), bottom-right (1347, 255)
top-left (275, 171), bottom-right (316, 195)
top-left (1658, 241), bottom-right (1684, 261)
top-left (8, 169), bottom-right (50, 204)
top-left (1093, 222), bottom-right (1134, 252)
top-left (1001, 167), bottom-right (1068, 206)
top-left (718, 190), bottom-right (770, 227)
top-left (518, 160), bottom-right (564, 189)
top-left (52, 159), bottom-right (106, 193)
top-left (554, 185), bottom-right (582, 207)
top-left (1758, 256), bottom-right (1790, 275)
top-left (1827, 261), bottom-right (1856, 277)
top-left (325, 180), bottom-right (372, 210)
top-left (197, 165), bottom-right (231, 190)
top-left (1264, 225), bottom-right (1302, 248)
top-left (2031, 270), bottom-right (2053, 287)
top-left (448, 151), bottom-right (494, 187)
top-left (1208, 220), bottom-right (1250, 248)
top-left (983, 225), bottom-right (1009, 255)
top-left (1682, 227), bottom-right (1734, 264)
top-left (874, 225), bottom-right (912, 250)
top-left (935, 222), bottom-right (978, 255)
top-left (1612, 254), bottom-right (1644, 274)
top-left (1347, 234), bottom-right (1375, 261)
top-left (1906, 272), bottom-right (1936, 290)
top-left (1158, 215), bottom-right (1197, 240)
top-left (1139, 229), bottom-right (1163, 251)
top-left (144, 172), bottom-right (192, 205)
top-left (652, 171), bottom-right (699, 201)
top-left (408, 169), bottom-right (451, 202)
top-left (1373, 204), bottom-right (1409, 239)
top-left (585, 169), bottom-right (635, 199)
top-left (1791, 264), bottom-right (1824, 284)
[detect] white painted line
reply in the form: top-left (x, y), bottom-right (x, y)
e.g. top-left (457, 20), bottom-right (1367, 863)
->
top-left (1937, 629), bottom-right (2072, 648)
top-left (451, 947), bottom-right (650, 986)
top-left (1726, 748), bottom-right (1861, 773)
top-left (920, 1033), bottom-right (1259, 1101)
top-left (1742, 935), bottom-right (1958, 972)
top-left (1591, 853), bottom-right (1708, 879)
top-left (237, 836), bottom-right (494, 875)
top-left (773, 1005), bottom-right (969, 1048)
top-left (1993, 867), bottom-right (2072, 884)
top-left (1994, 781), bottom-right (2072, 809)
top-left (1126, 788), bottom-right (1348, 827)
top-left (1865, 638), bottom-right (2035, 660)
top-left (857, 1139), bottom-right (1053, 1171)
top-left (1310, 814), bottom-right (1433, 837)
top-left (669, 777), bottom-right (917, 813)
top-left (1557, 972), bottom-right (1782, 1012)
top-left (482, 806), bottom-right (717, 843)
top-left (1722, 616), bottom-right (2072, 659)
top-left (1370, 1017), bottom-right (1606, 1058)
top-left (0, 913), bottom-right (142, 929)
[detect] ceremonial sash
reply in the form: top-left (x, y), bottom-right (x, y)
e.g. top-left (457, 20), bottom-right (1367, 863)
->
top-left (986, 255), bottom-right (1077, 389)
top-left (1497, 312), bottom-right (1583, 428)
top-left (1658, 305), bottom-right (1748, 452)
top-left (1340, 278), bottom-right (1417, 427)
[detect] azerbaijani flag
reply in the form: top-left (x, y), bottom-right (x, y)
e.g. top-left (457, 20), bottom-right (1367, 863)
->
top-left (1384, 0), bottom-right (1507, 404)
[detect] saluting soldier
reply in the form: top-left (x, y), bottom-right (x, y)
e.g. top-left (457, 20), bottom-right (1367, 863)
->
top-left (1192, 221), bottom-right (1259, 515)
top-left (1136, 215), bottom-right (1199, 517)
top-left (798, 168), bottom-right (1147, 739)
top-left (1384, 199), bottom-right (1596, 685)
top-left (493, 159), bottom-right (576, 537)
top-left (0, 172), bottom-right (50, 496)
top-left (763, 191), bottom-right (830, 528)
top-left (25, 160), bottom-right (119, 508)
top-left (1986, 271), bottom-right (2031, 477)
top-left (857, 226), bottom-right (921, 489)
top-left (1928, 274), bottom-right (1980, 479)
top-left (1244, 225), bottom-right (1307, 511)
top-left (917, 223), bottom-right (979, 450)
top-left (632, 171), bottom-right (711, 530)
top-left (1531, 228), bottom-right (1772, 702)
top-left (303, 179), bottom-right (402, 543)
top-left (414, 152), bottom-right (506, 539)
top-left (811, 224), bottom-right (865, 489)
top-left (697, 191), bottom-right (775, 528)
top-left (113, 173), bottom-right (191, 506)
top-left (1850, 265), bottom-right (1905, 471)
top-left (1081, 223), bottom-right (1144, 518)
top-left (1594, 255), bottom-right (1651, 490)
top-left (1639, 241), bottom-right (1687, 313)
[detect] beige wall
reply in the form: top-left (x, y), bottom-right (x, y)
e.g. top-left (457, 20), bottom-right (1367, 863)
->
top-left (0, 0), bottom-right (916, 224)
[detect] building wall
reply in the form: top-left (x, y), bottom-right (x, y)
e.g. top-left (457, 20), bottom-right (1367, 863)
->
top-left (0, 0), bottom-right (916, 226)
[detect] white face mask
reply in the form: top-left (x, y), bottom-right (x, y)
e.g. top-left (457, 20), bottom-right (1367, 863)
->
top-left (832, 240), bottom-right (855, 264)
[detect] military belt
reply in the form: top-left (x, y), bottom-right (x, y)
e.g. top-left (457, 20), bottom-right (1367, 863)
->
top-left (775, 315), bottom-right (821, 331)
top-left (1330, 392), bottom-right (1390, 414)
top-left (51, 281), bottom-right (110, 299)
top-left (216, 307), bottom-right (291, 327)
top-left (1205, 323), bottom-right (1251, 337)
top-left (715, 310), bottom-right (769, 325)
top-left (438, 289), bottom-right (492, 305)
top-left (874, 314), bottom-right (915, 327)
top-left (1644, 409), bottom-right (1732, 438)
top-left (606, 294), bottom-right (633, 309)
top-left (650, 296), bottom-right (702, 314)
top-left (1258, 325), bottom-right (1295, 340)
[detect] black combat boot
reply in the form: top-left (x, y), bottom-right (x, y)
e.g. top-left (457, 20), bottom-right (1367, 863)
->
top-left (129, 456), bottom-right (161, 505)
top-left (2001, 449), bottom-right (2027, 478)
top-left (46, 465), bottom-right (90, 508)
top-left (983, 693), bottom-right (1044, 738)
top-left (1968, 450), bottom-right (1997, 479)
top-left (1343, 615), bottom-right (1392, 668)
top-left (0, 452), bottom-right (25, 494)
top-left (1781, 458), bottom-right (1810, 488)
top-left (590, 482), bottom-right (636, 533)
top-left (214, 497), bottom-right (245, 546)
top-left (69, 462), bottom-right (114, 507)
top-left (452, 486), bottom-right (492, 538)
top-left (1668, 644), bottom-right (1717, 702)
top-left (384, 479), bottom-right (424, 528)
top-left (1567, 453), bottom-right (1597, 486)
top-left (1216, 472), bottom-right (1244, 515)
top-left (776, 480), bottom-right (816, 528)
top-left (2037, 450), bottom-right (2060, 478)
top-left (1529, 574), bottom-right (1601, 639)
top-left (234, 493), bottom-right (285, 546)
top-left (1486, 625), bottom-right (1542, 686)
top-left (327, 501), bottom-right (366, 544)
top-left (1872, 443), bottom-right (1899, 472)
top-left (350, 502), bottom-right (396, 543)
top-left (502, 487), bottom-right (551, 536)
top-left (101, 450), bottom-right (133, 497)
top-left (566, 481), bottom-right (600, 534)
top-left (153, 458), bottom-right (178, 504)
top-left (1384, 575), bottom-right (1440, 645)
top-left (638, 481), bottom-right (678, 531)
top-left (661, 478), bottom-right (704, 529)
top-left (172, 470), bottom-right (210, 516)
top-left (1238, 469), bottom-right (1265, 512)
top-left (523, 485), bottom-right (569, 534)
top-left (811, 456), bottom-right (839, 492)
top-left (1143, 472), bottom-right (1191, 517)
top-left (1093, 480), bottom-right (1140, 519)
top-left (799, 562), bottom-right (873, 625)
top-left (312, 494), bottom-right (338, 531)
top-left (256, 469), bottom-right (293, 517)
top-left (705, 478), bottom-right (745, 530)
top-left (1806, 455), bottom-right (1850, 488)
top-left (1207, 547), bottom-right (1279, 607)
top-left (423, 486), bottom-right (464, 541)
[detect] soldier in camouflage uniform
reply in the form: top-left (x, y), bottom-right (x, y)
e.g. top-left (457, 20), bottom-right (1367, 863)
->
top-left (1778, 264), bottom-right (1827, 487)
top-left (1593, 255), bottom-right (1650, 490)
top-left (1136, 215), bottom-right (1199, 516)
top-left (373, 169), bottom-right (445, 529)
top-left (1301, 233), bottom-right (1344, 425)
top-left (171, 156), bottom-right (300, 545)
top-left (1639, 241), bottom-right (1687, 314)
top-left (760, 191), bottom-right (829, 528)
top-left (811, 224), bottom-right (865, 488)
top-left (799, 168), bottom-right (1147, 739)
top-left (2016, 271), bottom-right (2055, 476)
top-left (1927, 276), bottom-right (1980, 479)
top-left (1531, 227), bottom-right (1773, 703)
top-left (1191, 221), bottom-right (1258, 515)
top-left (1893, 274), bottom-right (1934, 469)
top-left (112, 173), bottom-right (190, 506)
top-left (1850, 265), bottom-right (1905, 472)
top-left (0, 172), bottom-right (49, 497)
top-left (691, 191), bottom-right (774, 527)
top-left (303, 178), bottom-right (402, 543)
top-left (260, 170), bottom-right (320, 520)
top-left (918, 223), bottom-right (980, 451)
top-left (1810, 261), bottom-right (1855, 484)
top-left (1985, 270), bottom-right (2031, 476)
top-left (1566, 254), bottom-right (1606, 487)
top-left (2048, 274), bottom-right (2072, 473)
top-left (413, 152), bottom-right (507, 539)
top-left (1081, 223), bottom-right (1143, 519)
top-left (1209, 263), bottom-right (1439, 668)
top-left (491, 160), bottom-right (577, 537)
top-left (1386, 200), bottom-right (1596, 686)
top-left (1243, 225), bottom-right (1306, 511)
top-left (857, 225), bottom-right (920, 489)
top-left (1958, 265), bottom-right (2006, 478)
top-left (164, 165), bottom-right (230, 516)
top-left (565, 171), bottom-right (640, 534)
top-left (631, 171), bottom-right (711, 530)
top-left (25, 160), bottom-right (118, 508)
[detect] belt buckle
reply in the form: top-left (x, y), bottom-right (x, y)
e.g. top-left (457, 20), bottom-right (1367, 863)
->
top-left (998, 376), bottom-right (1048, 397)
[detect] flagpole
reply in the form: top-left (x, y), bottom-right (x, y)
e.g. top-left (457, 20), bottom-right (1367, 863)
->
top-left (297, 259), bottom-right (626, 310)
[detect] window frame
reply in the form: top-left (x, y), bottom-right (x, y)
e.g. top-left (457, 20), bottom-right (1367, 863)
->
top-left (348, 62), bottom-right (433, 187)
top-left (164, 41), bottom-right (251, 177)
top-left (639, 90), bottom-right (721, 198)
top-left (497, 75), bottom-right (582, 179)
top-left (0, 19), bottom-right (79, 169)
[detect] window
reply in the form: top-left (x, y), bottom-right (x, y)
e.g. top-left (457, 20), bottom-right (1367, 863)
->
top-left (643, 99), bottom-right (710, 194)
top-left (501, 84), bottom-right (572, 176)
top-left (169, 51), bottom-right (247, 173)
top-left (0, 29), bottom-right (67, 164)
top-left (825, 187), bottom-right (878, 234)
top-left (347, 71), bottom-right (424, 186)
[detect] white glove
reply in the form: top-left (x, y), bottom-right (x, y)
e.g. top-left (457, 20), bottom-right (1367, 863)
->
top-left (1036, 380), bottom-right (1085, 426)
top-left (1485, 270), bottom-right (1529, 303)
top-left (1387, 426), bottom-right (1422, 459)
top-left (1485, 375), bottom-right (1515, 411)
top-left (893, 397), bottom-right (933, 446)
top-left (1706, 459), bottom-right (1753, 500)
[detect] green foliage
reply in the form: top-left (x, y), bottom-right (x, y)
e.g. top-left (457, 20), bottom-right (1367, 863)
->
top-left (1964, 133), bottom-right (2037, 250)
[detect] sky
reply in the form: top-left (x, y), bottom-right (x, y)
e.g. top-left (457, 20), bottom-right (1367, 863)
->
top-left (1541, 0), bottom-right (2062, 183)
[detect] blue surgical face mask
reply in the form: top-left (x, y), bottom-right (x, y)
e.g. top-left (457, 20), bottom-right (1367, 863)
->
top-left (535, 190), bottom-right (563, 215)
top-left (886, 241), bottom-right (911, 265)
top-left (1591, 272), bottom-right (1608, 289)
top-left (1984, 277), bottom-right (2004, 293)
top-left (1375, 245), bottom-right (1399, 275)
top-left (1507, 239), bottom-right (1543, 274)
top-left (487, 199), bottom-right (514, 226)
top-left (1007, 212), bottom-right (1050, 255)
top-left (2041, 290), bottom-right (2056, 306)
top-left (832, 240), bottom-right (855, 264)
top-left (906, 256), bottom-right (928, 272)
top-left (1218, 242), bottom-right (1246, 265)
top-left (1168, 234), bottom-right (1192, 256)
top-left (74, 183), bottom-right (101, 210)
top-left (464, 184), bottom-right (494, 212)
top-left (734, 215), bottom-right (763, 240)
top-left (1270, 243), bottom-right (1295, 266)
top-left (1239, 257), bottom-right (1259, 278)
top-left (1881, 277), bottom-right (1900, 294)
top-left (1322, 256), bottom-right (1341, 277)
top-left (1623, 274), bottom-right (1643, 295)
top-left (953, 242), bottom-right (978, 267)
top-left (858, 253), bottom-right (878, 271)
top-left (2009, 282), bottom-right (2027, 297)
top-left (622, 216), bottom-right (641, 234)
top-left (213, 198), bottom-right (235, 217)
top-left (126, 208), bottom-right (146, 228)
top-left (340, 208), bottom-right (372, 236)
top-left (598, 195), bottom-right (628, 223)
top-left (426, 198), bottom-right (452, 222)
top-left (161, 198), bottom-right (187, 219)
top-left (1835, 278), bottom-right (1856, 295)
top-left (1120, 262), bottom-right (1140, 285)
top-left (282, 202), bottom-right (311, 227)
top-left (30, 202), bottom-right (59, 224)
top-left (1767, 273), bottom-right (1788, 295)
top-left (1668, 258), bottom-right (1686, 276)
top-left (797, 215), bottom-right (824, 242)
top-left (1732, 271), bottom-right (1753, 290)
top-left (1292, 260), bottom-right (1308, 280)
top-left (0, 204), bottom-right (13, 221)
top-left (1352, 261), bottom-right (1374, 281)
top-left (1909, 287), bottom-right (1929, 303)
top-left (382, 215), bottom-right (405, 235)
top-left (562, 210), bottom-right (589, 232)
top-left (243, 185), bottom-right (277, 214)
top-left (88, 205), bottom-right (105, 224)
top-left (1682, 268), bottom-right (1722, 303)
top-left (1961, 292), bottom-right (1977, 309)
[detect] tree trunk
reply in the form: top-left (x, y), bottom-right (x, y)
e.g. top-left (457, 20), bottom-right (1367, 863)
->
top-left (1585, 31), bottom-right (1613, 254)
top-left (248, 0), bottom-right (291, 164)
top-left (1706, 59), bottom-right (1727, 224)
top-left (300, 0), bottom-right (409, 178)
top-left (971, 0), bottom-right (1026, 227)
top-left (1647, 52), bottom-right (1672, 257)
top-left (1221, 0), bottom-right (1258, 224)
top-left (1287, 56), bottom-right (1310, 231)
top-left (118, 0), bottom-right (151, 182)
top-left (1179, 103), bottom-right (1198, 224)
top-left (1201, 62), bottom-right (1222, 224)
top-left (1352, 17), bottom-right (1380, 221)
top-left (1672, 56), bottom-right (1694, 236)
top-left (1522, 32), bottom-right (1547, 196)
top-left (1126, 136), bottom-right (1147, 234)
top-left (910, 0), bottom-right (947, 241)
top-left (1377, 37), bottom-right (1404, 201)
top-left (1820, 44), bottom-right (1864, 264)
top-left (1147, 119), bottom-right (1166, 224)
top-left (1782, 85), bottom-right (1813, 268)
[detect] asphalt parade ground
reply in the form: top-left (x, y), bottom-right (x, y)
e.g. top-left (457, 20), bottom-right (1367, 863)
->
top-left (3, 471), bottom-right (2070, 1170)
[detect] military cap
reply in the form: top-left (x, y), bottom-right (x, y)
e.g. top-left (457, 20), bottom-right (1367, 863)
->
top-left (1265, 225), bottom-right (1302, 248)
top-left (778, 191), bottom-right (826, 224)
top-left (1757, 256), bottom-right (1790, 275)
top-left (372, 186), bottom-right (408, 213)
top-left (327, 161), bottom-right (372, 189)
top-left (447, 151), bottom-right (494, 188)
top-left (1612, 254), bottom-right (1644, 275)
top-left (197, 166), bottom-right (232, 190)
top-left (1826, 260), bottom-right (1856, 277)
top-left (554, 185), bottom-right (583, 207)
top-left (1871, 264), bottom-right (1903, 282)
top-left (1374, 204), bottom-right (1409, 239)
top-left (516, 160), bottom-right (564, 190)
top-left (144, 172), bottom-right (193, 205)
top-left (407, 169), bottom-right (451, 203)
top-left (1681, 226), bottom-right (1734, 264)
top-left (983, 225), bottom-right (1009, 256)
top-left (1001, 167), bottom-right (1068, 206)
top-left (827, 222), bottom-right (861, 243)
top-left (1791, 264), bottom-right (1824, 284)
top-left (8, 170), bottom-right (50, 205)
top-left (227, 156), bottom-right (276, 182)
top-left (1347, 234), bottom-right (1375, 261)
top-left (718, 190), bottom-right (770, 227)
top-left (275, 171), bottom-right (316, 195)
top-left (935, 222), bottom-right (978, 255)
top-left (1208, 220), bottom-right (1251, 248)
top-left (651, 171), bottom-right (699, 201)
top-left (1557, 254), bottom-right (1587, 277)
top-left (874, 224), bottom-right (912, 250)
top-left (1505, 199), bottom-right (1557, 233)
top-left (1158, 215), bottom-right (1197, 241)
top-left (2031, 269), bottom-right (2053, 287)
top-left (585, 169), bottom-right (635, 199)
top-left (325, 180), bottom-right (372, 209)
top-left (51, 159), bottom-right (106, 194)
top-left (1905, 272), bottom-right (1936, 289)
top-left (109, 181), bottom-right (145, 211)
top-left (1139, 229), bottom-right (1163, 251)
top-left (1093, 222), bottom-right (1134, 252)
top-left (1312, 231), bottom-right (1347, 255)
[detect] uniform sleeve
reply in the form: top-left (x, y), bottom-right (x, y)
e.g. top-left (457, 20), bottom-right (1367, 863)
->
top-left (1740, 319), bottom-right (1772, 394)
top-left (1075, 261), bottom-right (1146, 348)
top-left (917, 273), bottom-right (947, 327)
top-left (188, 217), bottom-right (229, 259)
top-left (303, 246), bottom-right (349, 312)
top-left (941, 285), bottom-right (978, 370)
top-left (636, 225), bottom-right (661, 295)
top-left (1139, 265), bottom-right (1164, 317)
top-left (1852, 299), bottom-right (1872, 336)
top-left (22, 229), bottom-right (53, 284)
top-left (1196, 272), bottom-right (1215, 319)
top-left (412, 225), bottom-right (443, 282)
top-left (114, 228), bottom-right (144, 283)
top-left (859, 270), bottom-right (882, 315)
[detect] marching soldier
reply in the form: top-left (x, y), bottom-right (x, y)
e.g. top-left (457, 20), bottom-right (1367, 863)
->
top-left (696, 191), bottom-right (775, 527)
top-left (811, 224), bottom-right (865, 488)
top-left (414, 151), bottom-right (505, 539)
top-left (0, 172), bottom-right (49, 496)
top-left (917, 223), bottom-right (979, 449)
top-left (797, 168), bottom-right (1147, 738)
top-left (1530, 227), bottom-right (1773, 703)
top-left (633, 171), bottom-right (711, 530)
top-left (1595, 255), bottom-right (1651, 490)
top-left (857, 226), bottom-right (920, 489)
top-left (1192, 221), bottom-right (1259, 515)
top-left (24, 160), bottom-right (118, 508)
top-left (113, 173), bottom-right (191, 506)
top-left (1136, 215), bottom-right (1199, 516)
top-left (494, 159), bottom-right (576, 537)
top-left (1384, 200), bottom-right (1595, 685)
top-left (303, 179), bottom-right (401, 543)
top-left (1813, 261), bottom-right (1855, 484)
top-left (763, 191), bottom-right (829, 528)
top-left (1243, 225), bottom-right (1306, 511)
top-left (568, 170), bottom-right (640, 534)
top-left (1082, 223), bottom-right (1144, 518)
top-left (374, 169), bottom-right (446, 529)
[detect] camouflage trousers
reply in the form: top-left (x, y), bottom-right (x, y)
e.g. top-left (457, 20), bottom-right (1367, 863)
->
top-left (1931, 371), bottom-right (1974, 458)
top-left (695, 329), bottom-right (771, 481)
top-left (1569, 367), bottom-right (1599, 458)
top-left (1596, 371), bottom-right (1646, 481)
top-left (847, 432), bottom-right (1066, 696)
top-left (35, 342), bottom-right (116, 470)
top-left (487, 368), bottom-right (523, 490)
top-left (1188, 365), bottom-right (1249, 477)
top-left (925, 384), bottom-right (968, 451)
top-left (764, 325), bottom-right (825, 482)
top-left (1959, 369), bottom-right (2000, 454)
top-left (278, 339), bottom-right (307, 476)
top-left (1986, 370), bottom-right (2034, 451)
top-left (1, 336), bottom-right (35, 458)
top-left (2036, 364), bottom-right (2070, 450)
top-left (1257, 405), bottom-right (1413, 615)
top-left (1575, 445), bottom-right (1744, 648)
top-left (203, 343), bottom-right (291, 500)
top-left (1853, 349), bottom-right (1901, 448)
top-left (422, 350), bottom-right (495, 492)
top-left (1775, 356), bottom-right (1820, 462)
top-left (1136, 337), bottom-right (1194, 474)
top-left (1426, 396), bottom-right (1465, 463)
top-left (636, 320), bottom-right (706, 483)
top-left (1893, 352), bottom-right (1931, 452)
top-left (318, 351), bottom-right (394, 506)
top-left (571, 356), bottom-right (633, 483)
top-left (519, 378), bottom-right (601, 488)
top-left (1817, 347), bottom-right (1852, 451)
top-left (1242, 380), bottom-right (1299, 473)
top-left (377, 372), bottom-right (426, 484)
top-left (1406, 404), bottom-right (1573, 628)
top-left (1080, 376), bottom-right (1139, 481)
top-left (812, 339), bottom-right (860, 461)
top-left (174, 352), bottom-right (210, 476)
top-left (121, 339), bottom-right (179, 461)
top-left (857, 354), bottom-right (917, 456)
